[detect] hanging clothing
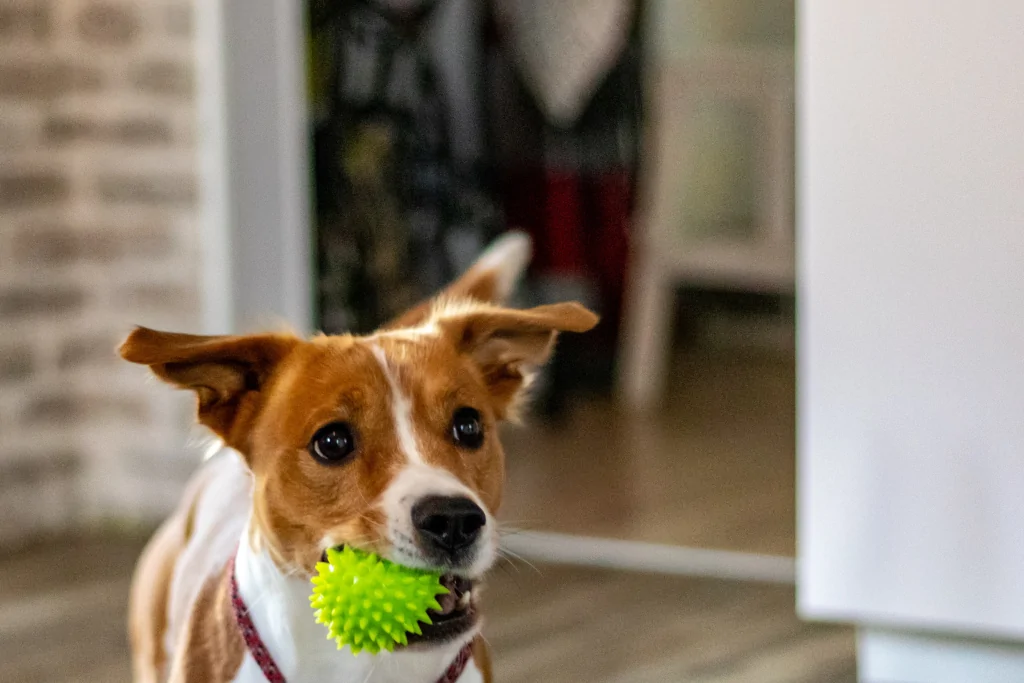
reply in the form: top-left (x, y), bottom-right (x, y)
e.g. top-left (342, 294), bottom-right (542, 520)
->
top-left (310, 0), bottom-right (498, 334)
top-left (486, 1), bottom-right (641, 340)
top-left (491, 0), bottom-right (636, 127)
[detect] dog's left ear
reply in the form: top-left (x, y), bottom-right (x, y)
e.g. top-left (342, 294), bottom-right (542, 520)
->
top-left (118, 327), bottom-right (299, 453)
top-left (437, 302), bottom-right (599, 419)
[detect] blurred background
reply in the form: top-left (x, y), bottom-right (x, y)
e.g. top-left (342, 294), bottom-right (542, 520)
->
top-left (3, 1), bottom-right (1024, 682)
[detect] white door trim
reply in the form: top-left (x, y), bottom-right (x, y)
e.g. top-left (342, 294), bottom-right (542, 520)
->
top-left (195, 0), bottom-right (313, 336)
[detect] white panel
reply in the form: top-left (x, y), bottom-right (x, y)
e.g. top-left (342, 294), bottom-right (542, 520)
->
top-left (203, 0), bottom-right (313, 335)
top-left (195, 0), bottom-right (232, 334)
top-left (798, 1), bottom-right (1024, 638)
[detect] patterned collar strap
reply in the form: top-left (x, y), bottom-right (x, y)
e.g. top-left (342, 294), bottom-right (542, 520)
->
top-left (229, 557), bottom-right (474, 683)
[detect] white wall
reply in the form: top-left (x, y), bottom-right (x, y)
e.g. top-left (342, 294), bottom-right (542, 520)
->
top-left (798, 0), bottom-right (1024, 641)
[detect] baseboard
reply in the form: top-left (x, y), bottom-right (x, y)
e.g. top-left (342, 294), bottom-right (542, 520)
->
top-left (501, 530), bottom-right (795, 584)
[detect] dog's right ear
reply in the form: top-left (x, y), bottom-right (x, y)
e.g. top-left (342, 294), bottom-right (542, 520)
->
top-left (119, 327), bottom-right (299, 452)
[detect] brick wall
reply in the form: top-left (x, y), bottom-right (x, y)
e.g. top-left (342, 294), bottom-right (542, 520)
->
top-left (0, 0), bottom-right (203, 546)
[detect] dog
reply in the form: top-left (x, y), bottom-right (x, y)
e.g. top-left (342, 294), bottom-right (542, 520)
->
top-left (119, 232), bottom-right (598, 683)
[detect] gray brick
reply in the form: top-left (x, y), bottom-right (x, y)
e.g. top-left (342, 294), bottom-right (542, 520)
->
top-left (97, 172), bottom-right (196, 206)
top-left (163, 2), bottom-right (192, 38)
top-left (113, 118), bottom-right (174, 144)
top-left (58, 333), bottom-right (120, 370)
top-left (0, 62), bottom-right (102, 99)
top-left (0, 171), bottom-right (70, 208)
top-left (131, 60), bottom-right (194, 98)
top-left (0, 451), bottom-right (80, 486)
top-left (13, 224), bottom-right (175, 265)
top-left (0, 286), bottom-right (84, 320)
top-left (10, 230), bottom-right (78, 264)
top-left (114, 282), bottom-right (197, 314)
top-left (0, 116), bottom-right (40, 151)
top-left (117, 446), bottom-right (196, 484)
top-left (0, 345), bottom-right (34, 381)
top-left (23, 392), bottom-right (149, 425)
top-left (22, 394), bottom-right (78, 423)
top-left (44, 115), bottom-right (174, 145)
top-left (0, 1), bottom-right (51, 41)
top-left (77, 2), bottom-right (139, 45)
top-left (41, 115), bottom-right (92, 142)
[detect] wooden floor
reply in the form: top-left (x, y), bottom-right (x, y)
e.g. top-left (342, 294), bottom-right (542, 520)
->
top-left (0, 537), bottom-right (855, 683)
top-left (501, 348), bottom-right (796, 556)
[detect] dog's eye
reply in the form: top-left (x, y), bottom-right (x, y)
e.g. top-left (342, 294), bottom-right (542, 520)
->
top-left (309, 422), bottom-right (356, 465)
top-left (451, 407), bottom-right (484, 450)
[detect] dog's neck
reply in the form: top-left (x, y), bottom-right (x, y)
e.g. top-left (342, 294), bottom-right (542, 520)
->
top-left (231, 522), bottom-right (478, 683)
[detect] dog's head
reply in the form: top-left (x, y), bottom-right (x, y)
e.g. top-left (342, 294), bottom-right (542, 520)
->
top-left (119, 233), bottom-right (597, 643)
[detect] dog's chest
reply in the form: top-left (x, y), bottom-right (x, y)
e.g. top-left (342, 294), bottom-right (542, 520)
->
top-left (231, 535), bottom-right (483, 683)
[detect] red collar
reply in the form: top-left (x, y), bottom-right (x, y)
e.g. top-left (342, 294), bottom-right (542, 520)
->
top-left (229, 558), bottom-right (473, 683)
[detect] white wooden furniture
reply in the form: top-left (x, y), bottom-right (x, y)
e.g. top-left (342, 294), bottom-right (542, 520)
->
top-left (800, 2), bottom-right (1024, 679)
top-left (617, 45), bottom-right (795, 409)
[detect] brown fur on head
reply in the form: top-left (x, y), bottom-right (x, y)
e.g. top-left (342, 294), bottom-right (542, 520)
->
top-left (119, 234), bottom-right (598, 575)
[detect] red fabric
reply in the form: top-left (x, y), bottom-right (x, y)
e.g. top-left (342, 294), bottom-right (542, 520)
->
top-left (500, 166), bottom-right (631, 270)
top-left (499, 166), bottom-right (547, 265)
top-left (229, 558), bottom-right (474, 683)
top-left (499, 163), bottom-right (634, 347)
top-left (542, 170), bottom-right (586, 274)
top-left (594, 170), bottom-right (630, 294)
top-left (591, 169), bottom-right (632, 336)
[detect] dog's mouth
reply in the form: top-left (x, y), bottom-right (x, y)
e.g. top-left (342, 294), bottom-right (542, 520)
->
top-left (408, 573), bottom-right (478, 645)
top-left (318, 550), bottom-right (479, 646)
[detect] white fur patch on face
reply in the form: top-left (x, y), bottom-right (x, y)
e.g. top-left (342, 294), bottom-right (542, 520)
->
top-left (369, 343), bottom-right (425, 465)
top-left (380, 464), bottom-right (497, 578)
top-left (368, 342), bottom-right (496, 577)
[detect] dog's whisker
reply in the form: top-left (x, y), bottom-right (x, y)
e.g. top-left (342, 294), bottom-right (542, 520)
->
top-left (358, 659), bottom-right (379, 683)
top-left (357, 513), bottom-right (388, 534)
top-left (496, 527), bottom-right (532, 538)
top-left (497, 553), bottom-right (525, 577)
top-left (493, 556), bottom-right (520, 581)
top-left (497, 547), bottom-right (542, 575)
top-left (496, 519), bottom-right (541, 529)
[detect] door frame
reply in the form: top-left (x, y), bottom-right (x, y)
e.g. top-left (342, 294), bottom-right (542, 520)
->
top-left (195, 0), bottom-right (314, 336)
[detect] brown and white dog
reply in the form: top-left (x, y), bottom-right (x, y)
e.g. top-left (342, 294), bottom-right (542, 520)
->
top-left (120, 233), bottom-right (598, 683)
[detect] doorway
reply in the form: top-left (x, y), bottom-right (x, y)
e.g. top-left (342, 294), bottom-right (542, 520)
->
top-left (204, 0), bottom-right (799, 578)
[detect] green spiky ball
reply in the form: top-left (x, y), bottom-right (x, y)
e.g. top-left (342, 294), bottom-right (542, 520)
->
top-left (310, 546), bottom-right (448, 655)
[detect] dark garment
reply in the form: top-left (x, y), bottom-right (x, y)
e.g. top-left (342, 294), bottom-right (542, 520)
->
top-left (311, 0), bottom-right (499, 334)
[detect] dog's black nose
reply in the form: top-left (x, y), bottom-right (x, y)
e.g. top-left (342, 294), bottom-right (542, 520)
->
top-left (412, 496), bottom-right (486, 555)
